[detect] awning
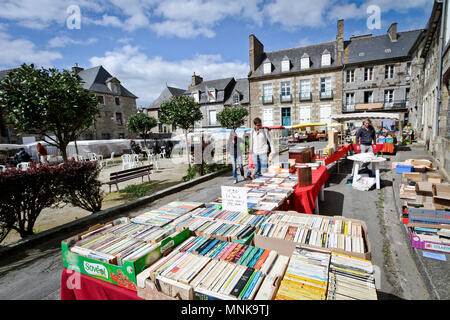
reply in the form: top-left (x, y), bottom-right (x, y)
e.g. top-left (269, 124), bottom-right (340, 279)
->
top-left (292, 123), bottom-right (328, 129)
top-left (332, 113), bottom-right (401, 122)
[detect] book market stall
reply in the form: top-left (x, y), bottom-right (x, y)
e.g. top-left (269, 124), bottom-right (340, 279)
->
top-left (60, 141), bottom-right (379, 301)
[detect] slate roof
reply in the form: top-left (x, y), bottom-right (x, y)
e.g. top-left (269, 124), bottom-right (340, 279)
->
top-left (224, 78), bottom-right (249, 105)
top-left (184, 77), bottom-right (235, 104)
top-left (77, 66), bottom-right (138, 99)
top-left (146, 85), bottom-right (186, 110)
top-left (250, 41), bottom-right (338, 78)
top-left (344, 29), bottom-right (424, 64)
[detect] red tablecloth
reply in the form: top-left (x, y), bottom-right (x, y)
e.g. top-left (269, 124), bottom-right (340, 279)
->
top-left (315, 144), bottom-right (352, 165)
top-left (351, 143), bottom-right (384, 155)
top-left (61, 268), bottom-right (143, 300)
top-left (287, 166), bottom-right (330, 214)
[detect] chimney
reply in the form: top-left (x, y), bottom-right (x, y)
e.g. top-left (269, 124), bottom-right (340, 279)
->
top-left (72, 63), bottom-right (84, 75)
top-left (190, 72), bottom-right (203, 88)
top-left (336, 20), bottom-right (344, 66)
top-left (388, 23), bottom-right (398, 42)
top-left (249, 34), bottom-right (264, 73)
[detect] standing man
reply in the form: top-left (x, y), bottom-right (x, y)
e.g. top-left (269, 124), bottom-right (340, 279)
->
top-left (250, 117), bottom-right (275, 178)
top-left (356, 119), bottom-right (376, 154)
top-left (37, 142), bottom-right (48, 164)
top-left (228, 130), bottom-right (245, 184)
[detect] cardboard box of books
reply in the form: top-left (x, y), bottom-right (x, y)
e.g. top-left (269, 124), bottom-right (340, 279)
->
top-left (253, 211), bottom-right (372, 260)
top-left (402, 172), bottom-right (423, 183)
top-left (61, 218), bottom-right (191, 291)
top-left (407, 223), bottom-right (450, 254)
top-left (136, 231), bottom-right (289, 300)
top-left (432, 183), bottom-right (450, 208)
top-left (427, 173), bottom-right (443, 184)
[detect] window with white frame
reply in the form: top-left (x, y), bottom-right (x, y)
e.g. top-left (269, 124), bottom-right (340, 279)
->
top-left (385, 65), bottom-right (395, 79)
top-left (407, 63), bottom-right (412, 75)
top-left (281, 81), bottom-right (291, 96)
top-left (233, 93), bottom-right (240, 104)
top-left (384, 90), bottom-right (394, 103)
top-left (364, 91), bottom-right (374, 103)
top-left (321, 51), bottom-right (331, 67)
top-left (97, 95), bottom-right (105, 105)
top-left (300, 79), bottom-right (311, 100)
top-left (345, 93), bottom-right (355, 106)
top-left (346, 69), bottom-right (355, 83)
top-left (208, 89), bottom-right (216, 101)
top-left (364, 67), bottom-right (374, 81)
top-left (264, 62), bottom-right (272, 74)
top-left (301, 55), bottom-right (310, 69)
top-left (209, 110), bottom-right (217, 126)
top-left (282, 59), bottom-right (290, 72)
top-left (193, 91), bottom-right (199, 103)
top-left (263, 83), bottom-right (273, 100)
top-left (320, 77), bottom-right (331, 93)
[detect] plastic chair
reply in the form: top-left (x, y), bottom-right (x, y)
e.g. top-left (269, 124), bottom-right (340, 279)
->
top-left (104, 152), bottom-right (115, 167)
top-left (121, 154), bottom-right (132, 170)
top-left (17, 162), bottom-right (30, 171)
top-left (0, 165), bottom-right (6, 172)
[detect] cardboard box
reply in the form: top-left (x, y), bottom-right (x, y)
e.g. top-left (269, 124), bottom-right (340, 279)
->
top-left (427, 173), bottom-right (443, 184)
top-left (402, 172), bottom-right (423, 183)
top-left (415, 182), bottom-right (434, 197)
top-left (399, 184), bottom-right (418, 200)
top-left (61, 222), bottom-right (191, 291)
top-left (253, 211), bottom-right (372, 260)
top-left (432, 183), bottom-right (450, 208)
top-left (405, 159), bottom-right (433, 170)
top-left (137, 278), bottom-right (179, 300)
top-left (407, 223), bottom-right (450, 254)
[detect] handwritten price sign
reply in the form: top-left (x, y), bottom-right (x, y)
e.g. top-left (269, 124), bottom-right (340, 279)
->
top-left (221, 186), bottom-right (248, 213)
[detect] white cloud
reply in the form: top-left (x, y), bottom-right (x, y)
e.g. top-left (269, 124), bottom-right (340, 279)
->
top-left (89, 45), bottom-right (249, 107)
top-left (48, 36), bottom-right (98, 48)
top-left (0, 29), bottom-right (62, 68)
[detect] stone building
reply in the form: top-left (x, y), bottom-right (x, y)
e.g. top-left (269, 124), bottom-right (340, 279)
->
top-left (73, 65), bottom-right (138, 140)
top-left (247, 21), bottom-right (344, 128)
top-left (141, 85), bottom-right (185, 136)
top-left (184, 75), bottom-right (250, 132)
top-left (409, 0), bottom-right (450, 178)
top-left (342, 23), bottom-right (424, 130)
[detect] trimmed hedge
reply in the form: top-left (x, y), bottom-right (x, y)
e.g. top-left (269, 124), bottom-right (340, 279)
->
top-left (0, 161), bottom-right (104, 241)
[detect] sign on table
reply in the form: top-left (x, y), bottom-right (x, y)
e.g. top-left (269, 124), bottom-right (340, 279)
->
top-left (221, 186), bottom-right (248, 212)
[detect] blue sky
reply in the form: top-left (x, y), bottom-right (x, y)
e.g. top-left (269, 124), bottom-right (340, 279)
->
top-left (0, 0), bottom-right (434, 107)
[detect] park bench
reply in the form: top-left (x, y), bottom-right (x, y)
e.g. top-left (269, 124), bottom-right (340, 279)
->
top-left (104, 164), bottom-right (153, 193)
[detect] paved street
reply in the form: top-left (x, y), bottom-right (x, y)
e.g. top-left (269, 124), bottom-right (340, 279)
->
top-left (0, 142), bottom-right (440, 300)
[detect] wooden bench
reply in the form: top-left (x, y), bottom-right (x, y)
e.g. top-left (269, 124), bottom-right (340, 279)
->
top-left (104, 164), bottom-right (153, 192)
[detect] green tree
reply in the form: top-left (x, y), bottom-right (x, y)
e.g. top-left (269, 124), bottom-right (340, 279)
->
top-left (159, 96), bottom-right (203, 167)
top-left (0, 64), bottom-right (100, 161)
top-left (217, 105), bottom-right (249, 130)
top-left (126, 112), bottom-right (158, 148)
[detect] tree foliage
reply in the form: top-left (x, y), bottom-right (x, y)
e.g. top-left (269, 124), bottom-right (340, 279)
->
top-left (126, 112), bottom-right (157, 147)
top-left (217, 105), bottom-right (249, 130)
top-left (159, 96), bottom-right (203, 166)
top-left (0, 64), bottom-right (100, 161)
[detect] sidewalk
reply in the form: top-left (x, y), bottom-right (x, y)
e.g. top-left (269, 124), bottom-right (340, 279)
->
top-left (390, 143), bottom-right (450, 300)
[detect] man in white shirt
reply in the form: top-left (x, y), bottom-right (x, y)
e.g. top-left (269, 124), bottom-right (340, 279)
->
top-left (250, 117), bottom-right (276, 178)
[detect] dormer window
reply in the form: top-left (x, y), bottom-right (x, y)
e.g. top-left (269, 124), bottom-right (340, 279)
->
top-left (263, 61), bottom-right (272, 74)
top-left (233, 94), bottom-right (240, 104)
top-left (193, 91), bottom-right (200, 103)
top-left (207, 88), bottom-right (216, 102)
top-left (321, 50), bottom-right (331, 67)
top-left (301, 53), bottom-right (310, 70)
top-left (281, 57), bottom-right (290, 72)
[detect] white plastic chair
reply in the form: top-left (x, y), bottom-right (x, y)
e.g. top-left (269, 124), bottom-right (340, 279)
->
top-left (159, 146), bottom-right (166, 158)
top-left (88, 153), bottom-right (103, 168)
top-left (17, 162), bottom-right (30, 171)
top-left (0, 165), bottom-right (6, 172)
top-left (121, 154), bottom-right (132, 170)
top-left (131, 154), bottom-right (143, 168)
top-left (104, 152), bottom-right (115, 167)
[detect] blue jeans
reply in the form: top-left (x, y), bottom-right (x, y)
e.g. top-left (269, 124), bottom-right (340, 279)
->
top-left (231, 155), bottom-right (244, 180)
top-left (254, 153), bottom-right (268, 178)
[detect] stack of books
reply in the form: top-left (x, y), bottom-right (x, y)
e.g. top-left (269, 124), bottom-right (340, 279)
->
top-left (131, 202), bottom-right (204, 227)
top-left (70, 224), bottom-right (159, 266)
top-left (190, 208), bottom-right (265, 228)
top-left (327, 252), bottom-right (377, 300)
top-left (171, 216), bottom-right (254, 241)
top-left (257, 213), bottom-right (367, 254)
top-left (275, 247), bottom-right (330, 300)
top-left (146, 236), bottom-right (279, 300)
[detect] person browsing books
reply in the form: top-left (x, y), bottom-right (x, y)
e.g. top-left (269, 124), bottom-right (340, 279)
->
top-left (355, 119), bottom-right (376, 154)
top-left (250, 118), bottom-right (275, 178)
top-left (227, 130), bottom-right (245, 184)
